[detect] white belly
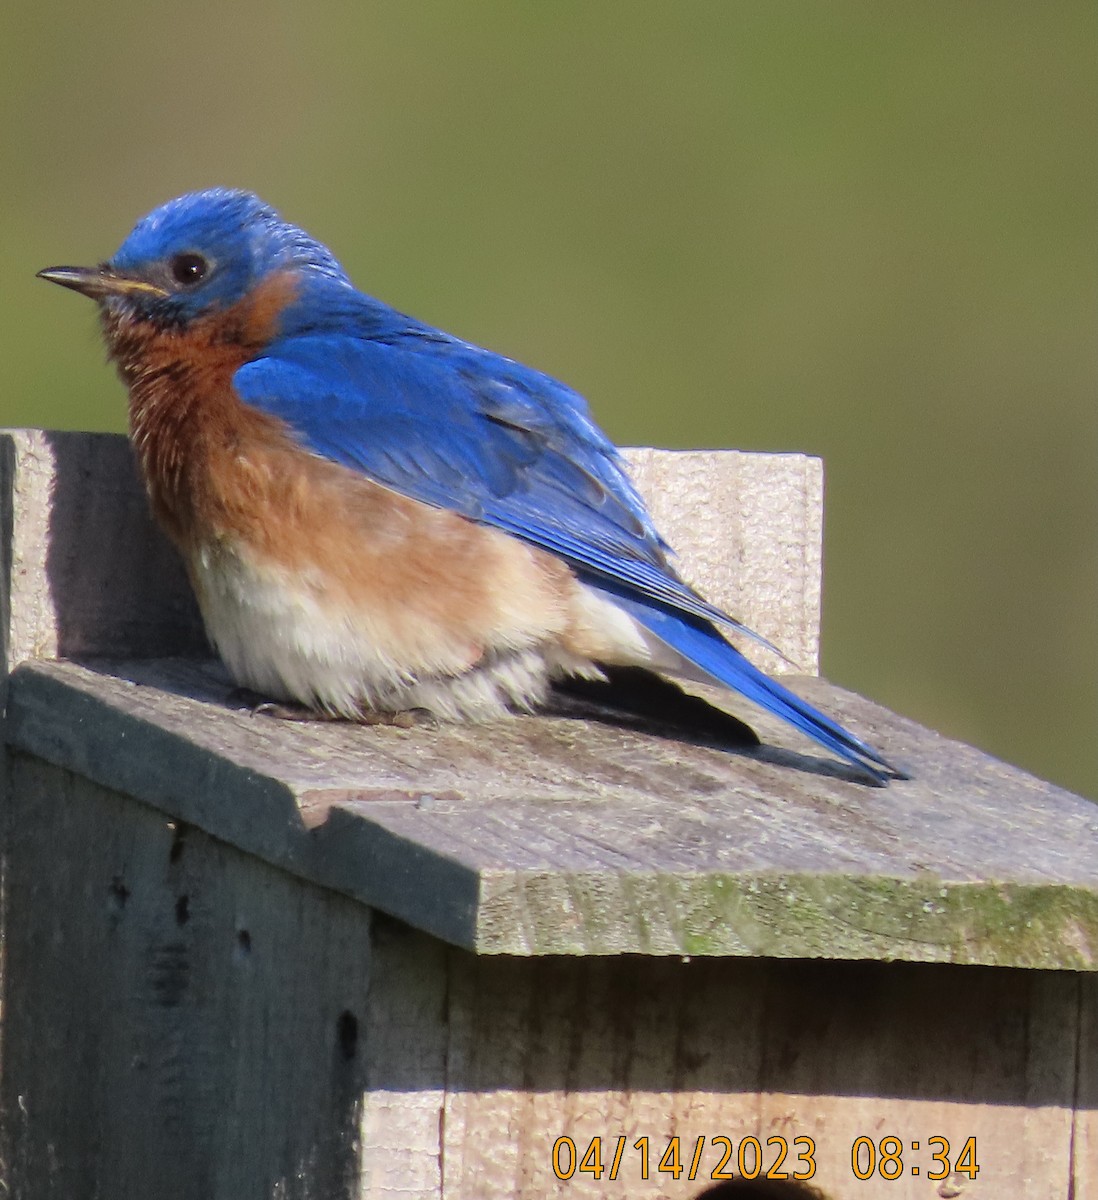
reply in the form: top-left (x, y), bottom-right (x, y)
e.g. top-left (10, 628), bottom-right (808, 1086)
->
top-left (185, 537), bottom-right (670, 721)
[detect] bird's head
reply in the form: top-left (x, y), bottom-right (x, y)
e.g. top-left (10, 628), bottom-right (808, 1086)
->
top-left (38, 188), bottom-right (351, 328)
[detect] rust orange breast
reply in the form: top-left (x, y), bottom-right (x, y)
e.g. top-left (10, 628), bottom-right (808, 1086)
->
top-left (102, 272), bottom-right (300, 545)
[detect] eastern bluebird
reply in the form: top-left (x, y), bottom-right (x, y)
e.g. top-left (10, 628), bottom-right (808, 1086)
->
top-left (39, 189), bottom-right (899, 783)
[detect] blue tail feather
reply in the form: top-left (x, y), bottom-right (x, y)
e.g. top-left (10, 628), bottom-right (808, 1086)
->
top-left (606, 592), bottom-right (900, 784)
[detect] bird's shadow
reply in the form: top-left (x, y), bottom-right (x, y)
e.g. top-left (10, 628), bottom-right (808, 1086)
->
top-left (548, 667), bottom-right (886, 788)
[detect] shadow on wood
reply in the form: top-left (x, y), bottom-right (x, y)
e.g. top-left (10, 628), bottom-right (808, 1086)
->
top-left (43, 430), bottom-right (208, 658)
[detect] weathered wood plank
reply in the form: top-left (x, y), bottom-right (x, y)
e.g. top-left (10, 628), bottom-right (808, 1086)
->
top-left (624, 448), bottom-right (822, 672)
top-left (371, 917), bottom-right (1092, 1199)
top-left (7, 657), bottom-right (1097, 967)
top-left (0, 429), bottom-right (207, 673)
top-left (1, 753), bottom-right (372, 1200)
top-left (358, 921), bottom-right (451, 1199)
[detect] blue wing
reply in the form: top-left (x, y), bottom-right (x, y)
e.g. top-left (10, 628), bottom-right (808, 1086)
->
top-left (236, 308), bottom-right (771, 643)
top-left (234, 288), bottom-right (898, 782)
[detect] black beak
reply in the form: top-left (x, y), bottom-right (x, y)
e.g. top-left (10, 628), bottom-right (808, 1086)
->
top-left (37, 265), bottom-right (169, 301)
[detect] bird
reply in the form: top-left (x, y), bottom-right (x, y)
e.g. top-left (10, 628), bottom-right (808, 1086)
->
top-left (38, 188), bottom-right (899, 783)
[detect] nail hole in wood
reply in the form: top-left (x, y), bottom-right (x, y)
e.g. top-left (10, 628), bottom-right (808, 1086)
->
top-left (337, 1010), bottom-right (358, 1061)
top-left (109, 877), bottom-right (130, 911)
top-left (169, 822), bottom-right (188, 864)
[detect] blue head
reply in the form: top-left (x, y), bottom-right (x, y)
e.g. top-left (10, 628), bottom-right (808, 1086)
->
top-left (38, 189), bottom-right (351, 326)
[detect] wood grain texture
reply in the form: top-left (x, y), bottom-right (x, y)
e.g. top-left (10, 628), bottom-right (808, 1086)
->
top-left (428, 941), bottom-right (1092, 1199)
top-left (0, 430), bottom-right (821, 678)
top-left (7, 656), bottom-right (1097, 968)
top-left (2, 753), bottom-right (371, 1200)
top-left (623, 448), bottom-right (823, 673)
top-left (359, 920), bottom-right (451, 1198)
top-left (0, 429), bottom-right (207, 674)
top-left (5, 778), bottom-right (1091, 1200)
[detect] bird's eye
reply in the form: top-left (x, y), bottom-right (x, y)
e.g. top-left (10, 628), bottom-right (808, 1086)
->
top-left (169, 253), bottom-right (209, 286)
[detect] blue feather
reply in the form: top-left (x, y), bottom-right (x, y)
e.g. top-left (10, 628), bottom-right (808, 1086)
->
top-left (235, 292), bottom-right (781, 654)
top-left (603, 589), bottom-right (898, 783)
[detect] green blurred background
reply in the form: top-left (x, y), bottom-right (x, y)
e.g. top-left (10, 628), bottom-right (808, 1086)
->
top-left (2, 2), bottom-right (1094, 796)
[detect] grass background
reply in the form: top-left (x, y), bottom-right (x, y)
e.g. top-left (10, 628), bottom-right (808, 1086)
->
top-left (2, 1), bottom-right (1094, 796)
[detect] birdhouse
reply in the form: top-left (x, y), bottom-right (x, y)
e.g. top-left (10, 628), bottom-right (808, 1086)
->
top-left (1, 429), bottom-right (1094, 1199)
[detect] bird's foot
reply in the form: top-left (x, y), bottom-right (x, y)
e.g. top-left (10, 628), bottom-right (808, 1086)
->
top-left (252, 700), bottom-right (335, 722)
top-left (227, 688), bottom-right (336, 722)
top-left (228, 687), bottom-right (423, 728)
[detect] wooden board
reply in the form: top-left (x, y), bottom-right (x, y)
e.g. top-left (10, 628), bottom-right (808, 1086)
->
top-left (2, 753), bottom-right (372, 1200)
top-left (624, 447), bottom-right (822, 673)
top-left (4, 758), bottom-right (1094, 1199)
top-left (0, 429), bottom-right (207, 670)
top-left (7, 655), bottom-right (1097, 968)
top-left (427, 934), bottom-right (1096, 1200)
